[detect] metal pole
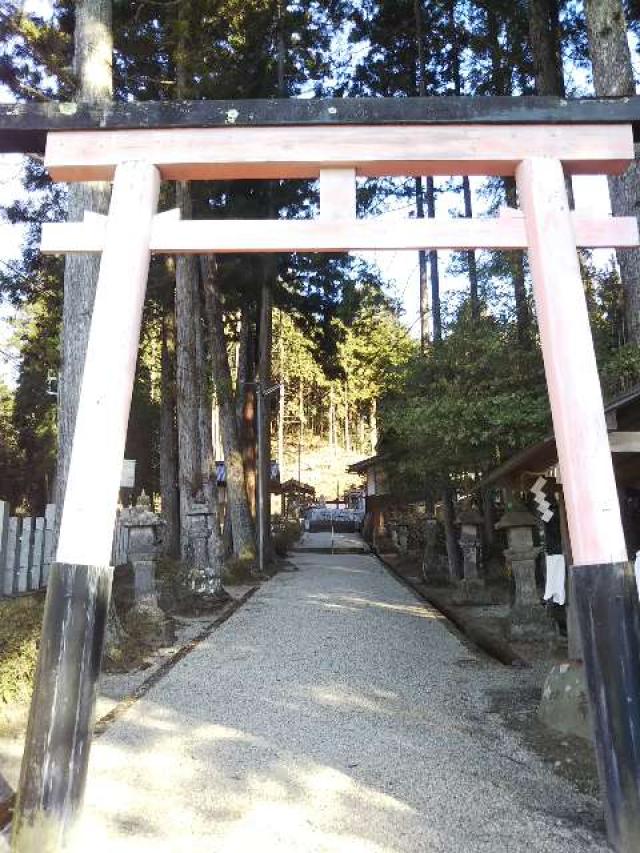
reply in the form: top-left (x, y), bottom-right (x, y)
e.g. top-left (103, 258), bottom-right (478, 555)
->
top-left (517, 156), bottom-right (640, 852)
top-left (12, 162), bottom-right (160, 851)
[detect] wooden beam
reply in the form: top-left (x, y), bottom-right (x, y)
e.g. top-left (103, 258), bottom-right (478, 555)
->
top-left (40, 212), bottom-right (639, 254)
top-left (43, 123), bottom-right (634, 182)
top-left (320, 168), bottom-right (357, 220)
top-left (4, 96), bottom-right (640, 154)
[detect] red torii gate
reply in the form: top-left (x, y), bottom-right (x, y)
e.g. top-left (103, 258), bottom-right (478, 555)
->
top-left (3, 97), bottom-right (640, 852)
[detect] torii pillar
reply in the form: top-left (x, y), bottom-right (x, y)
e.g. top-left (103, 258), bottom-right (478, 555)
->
top-left (11, 162), bottom-right (160, 851)
top-left (517, 156), bottom-right (640, 851)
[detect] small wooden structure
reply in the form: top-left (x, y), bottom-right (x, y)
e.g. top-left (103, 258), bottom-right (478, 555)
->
top-left (4, 96), bottom-right (640, 851)
top-left (279, 478), bottom-right (315, 519)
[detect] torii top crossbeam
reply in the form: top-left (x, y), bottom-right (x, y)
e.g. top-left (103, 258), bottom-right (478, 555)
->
top-left (2, 96), bottom-right (637, 255)
top-left (4, 94), bottom-right (640, 155)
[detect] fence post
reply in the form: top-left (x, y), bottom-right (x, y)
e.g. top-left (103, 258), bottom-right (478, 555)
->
top-left (0, 502), bottom-right (8, 595)
top-left (31, 518), bottom-right (45, 589)
top-left (43, 504), bottom-right (55, 585)
top-left (5, 518), bottom-right (21, 595)
top-left (18, 517), bottom-right (33, 593)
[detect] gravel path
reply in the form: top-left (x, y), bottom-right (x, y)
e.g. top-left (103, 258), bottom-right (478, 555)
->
top-left (72, 548), bottom-right (608, 852)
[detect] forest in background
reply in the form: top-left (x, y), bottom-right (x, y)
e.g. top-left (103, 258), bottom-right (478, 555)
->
top-left (1, 0), bottom-right (640, 566)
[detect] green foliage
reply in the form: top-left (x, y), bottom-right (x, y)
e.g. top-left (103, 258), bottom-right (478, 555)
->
top-left (379, 303), bottom-right (551, 495)
top-left (223, 556), bottom-right (258, 584)
top-left (336, 306), bottom-right (418, 407)
top-left (0, 379), bottom-right (22, 509)
top-left (273, 519), bottom-right (302, 556)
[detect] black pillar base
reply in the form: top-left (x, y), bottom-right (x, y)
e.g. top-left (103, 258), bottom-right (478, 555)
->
top-left (12, 562), bottom-right (112, 852)
top-left (573, 561), bottom-right (640, 852)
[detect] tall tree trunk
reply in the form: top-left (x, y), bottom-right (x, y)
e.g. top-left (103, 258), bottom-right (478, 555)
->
top-left (584, 0), bottom-right (640, 346)
top-left (462, 176), bottom-right (480, 318)
top-left (175, 183), bottom-right (202, 559)
top-left (344, 379), bottom-right (351, 452)
top-left (298, 379), bottom-right (305, 461)
top-left (172, 17), bottom-right (207, 560)
top-left (426, 178), bottom-right (442, 342)
top-left (53, 0), bottom-right (112, 547)
top-left (193, 269), bottom-right (225, 576)
top-left (160, 304), bottom-right (180, 559)
top-left (258, 273), bottom-right (273, 558)
top-left (194, 273), bottom-right (211, 500)
top-left (447, 0), bottom-right (480, 318)
top-left (442, 485), bottom-right (461, 579)
top-left (239, 309), bottom-right (258, 519)
top-left (370, 398), bottom-right (378, 453)
top-left (200, 256), bottom-right (257, 561)
top-left (504, 177), bottom-right (530, 342)
top-left (484, 6), bottom-right (530, 341)
top-left (329, 384), bottom-right (336, 455)
top-left (277, 311), bottom-right (285, 480)
top-left (414, 0), bottom-right (437, 348)
top-left (415, 179), bottom-right (430, 350)
top-left (527, 0), bottom-right (565, 96)
top-left (236, 307), bottom-right (250, 427)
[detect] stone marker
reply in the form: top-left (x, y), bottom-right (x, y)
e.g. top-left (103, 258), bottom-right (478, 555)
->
top-left (496, 507), bottom-right (554, 641)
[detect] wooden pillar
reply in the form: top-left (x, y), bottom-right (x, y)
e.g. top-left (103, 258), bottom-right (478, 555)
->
top-left (517, 156), bottom-right (640, 852)
top-left (12, 161), bottom-right (160, 851)
top-left (516, 158), bottom-right (626, 565)
top-left (56, 162), bottom-right (161, 565)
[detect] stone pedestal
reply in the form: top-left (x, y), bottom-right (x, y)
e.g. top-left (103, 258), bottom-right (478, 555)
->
top-left (119, 490), bottom-right (165, 606)
top-left (422, 516), bottom-right (449, 583)
top-left (453, 508), bottom-right (489, 604)
top-left (119, 491), bottom-right (173, 646)
top-left (397, 523), bottom-right (409, 555)
top-left (538, 660), bottom-right (591, 741)
top-left (186, 499), bottom-right (229, 601)
top-left (496, 508), bottom-right (555, 641)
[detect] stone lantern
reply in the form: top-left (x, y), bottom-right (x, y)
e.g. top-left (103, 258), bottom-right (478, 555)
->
top-left (186, 493), bottom-right (228, 601)
top-left (118, 490), bottom-right (172, 646)
top-left (454, 506), bottom-right (486, 602)
top-left (397, 521), bottom-right (409, 554)
top-left (119, 490), bottom-right (165, 603)
top-left (422, 514), bottom-right (445, 582)
top-left (495, 505), bottom-right (553, 640)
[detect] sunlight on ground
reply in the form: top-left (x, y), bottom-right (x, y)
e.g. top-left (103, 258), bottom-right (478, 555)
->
top-left (309, 592), bottom-right (444, 620)
top-left (72, 699), bottom-right (420, 853)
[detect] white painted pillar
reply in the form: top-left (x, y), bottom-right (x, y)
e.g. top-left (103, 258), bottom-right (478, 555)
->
top-left (516, 157), bottom-right (627, 566)
top-left (56, 162), bottom-right (160, 566)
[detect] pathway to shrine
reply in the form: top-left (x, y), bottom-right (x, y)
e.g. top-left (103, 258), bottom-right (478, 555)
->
top-left (73, 541), bottom-right (607, 852)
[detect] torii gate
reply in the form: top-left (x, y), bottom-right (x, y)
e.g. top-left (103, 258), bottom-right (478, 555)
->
top-left (4, 97), bottom-right (640, 852)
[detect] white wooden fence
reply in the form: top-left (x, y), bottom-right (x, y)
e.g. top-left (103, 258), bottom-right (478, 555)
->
top-left (0, 502), bottom-right (133, 597)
